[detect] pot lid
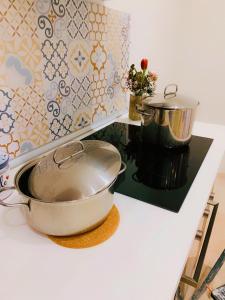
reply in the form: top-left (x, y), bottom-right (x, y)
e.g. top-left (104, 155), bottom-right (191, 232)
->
top-left (142, 84), bottom-right (199, 110)
top-left (28, 140), bottom-right (121, 203)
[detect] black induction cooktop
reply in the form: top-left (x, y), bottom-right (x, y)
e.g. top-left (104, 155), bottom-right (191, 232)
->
top-left (84, 122), bottom-right (213, 213)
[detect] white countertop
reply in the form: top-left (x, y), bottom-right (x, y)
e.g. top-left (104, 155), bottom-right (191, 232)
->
top-left (1, 115), bottom-right (225, 300)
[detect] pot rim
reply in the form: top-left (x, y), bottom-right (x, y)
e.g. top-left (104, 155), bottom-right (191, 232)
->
top-left (142, 106), bottom-right (195, 112)
top-left (14, 159), bottom-right (119, 205)
top-left (142, 85), bottom-right (199, 110)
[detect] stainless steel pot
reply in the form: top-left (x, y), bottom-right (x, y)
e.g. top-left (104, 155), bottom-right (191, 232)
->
top-left (136, 84), bottom-right (199, 148)
top-left (0, 140), bottom-right (126, 236)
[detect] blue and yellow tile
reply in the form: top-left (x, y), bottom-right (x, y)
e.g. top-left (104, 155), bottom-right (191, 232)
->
top-left (0, 0), bottom-right (130, 157)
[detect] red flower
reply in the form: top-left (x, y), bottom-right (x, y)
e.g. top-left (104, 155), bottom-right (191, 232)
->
top-left (141, 58), bottom-right (148, 70)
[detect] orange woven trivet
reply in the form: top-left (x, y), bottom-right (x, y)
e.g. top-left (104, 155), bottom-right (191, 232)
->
top-left (48, 205), bottom-right (120, 249)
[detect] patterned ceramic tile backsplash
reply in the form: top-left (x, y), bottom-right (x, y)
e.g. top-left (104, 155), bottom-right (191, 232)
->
top-left (0, 0), bottom-right (130, 158)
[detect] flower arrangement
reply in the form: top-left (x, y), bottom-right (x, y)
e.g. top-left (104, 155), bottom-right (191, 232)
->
top-left (127, 58), bottom-right (158, 97)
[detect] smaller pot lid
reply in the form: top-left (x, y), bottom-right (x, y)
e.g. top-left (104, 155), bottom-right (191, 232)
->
top-left (0, 151), bottom-right (9, 170)
top-left (143, 84), bottom-right (199, 110)
top-left (28, 140), bottom-right (121, 203)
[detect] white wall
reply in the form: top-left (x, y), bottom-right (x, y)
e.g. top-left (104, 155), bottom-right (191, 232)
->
top-left (106, 0), bottom-right (225, 172)
top-left (175, 0), bottom-right (225, 172)
top-left (106, 0), bottom-right (187, 92)
top-left (175, 0), bottom-right (225, 126)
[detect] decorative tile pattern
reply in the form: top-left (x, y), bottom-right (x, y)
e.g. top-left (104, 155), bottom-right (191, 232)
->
top-left (10, 84), bottom-right (50, 151)
top-left (104, 9), bottom-right (129, 114)
top-left (89, 2), bottom-right (107, 41)
top-left (68, 39), bottom-right (91, 76)
top-left (0, 88), bottom-right (19, 158)
top-left (0, 1), bottom-right (38, 40)
top-left (0, 89), bottom-right (15, 134)
top-left (90, 41), bottom-right (107, 74)
top-left (36, 0), bottom-right (51, 15)
top-left (65, 0), bottom-right (90, 40)
top-left (92, 70), bottom-right (107, 105)
top-left (71, 75), bottom-right (93, 109)
top-left (41, 39), bottom-right (68, 81)
top-left (49, 114), bottom-right (73, 140)
top-left (11, 85), bottom-right (47, 128)
top-left (73, 107), bottom-right (92, 131)
top-left (0, 36), bottom-right (43, 87)
top-left (19, 122), bottom-right (49, 154)
top-left (92, 103), bottom-right (107, 122)
top-left (0, 131), bottom-right (20, 158)
top-left (61, 97), bottom-right (73, 115)
top-left (0, 0), bottom-right (130, 159)
top-left (120, 15), bottom-right (130, 95)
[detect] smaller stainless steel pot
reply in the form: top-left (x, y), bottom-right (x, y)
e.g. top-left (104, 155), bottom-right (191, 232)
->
top-left (0, 141), bottom-right (126, 236)
top-left (136, 84), bottom-right (199, 148)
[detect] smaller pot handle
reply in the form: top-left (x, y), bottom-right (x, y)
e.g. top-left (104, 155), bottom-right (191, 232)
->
top-left (53, 140), bottom-right (85, 168)
top-left (0, 186), bottom-right (28, 208)
top-left (164, 84), bottom-right (178, 98)
top-left (118, 161), bottom-right (127, 175)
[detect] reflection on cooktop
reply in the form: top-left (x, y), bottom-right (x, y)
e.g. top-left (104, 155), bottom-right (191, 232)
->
top-left (84, 122), bottom-right (213, 213)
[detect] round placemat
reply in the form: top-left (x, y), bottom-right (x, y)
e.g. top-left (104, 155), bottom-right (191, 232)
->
top-left (48, 205), bottom-right (120, 249)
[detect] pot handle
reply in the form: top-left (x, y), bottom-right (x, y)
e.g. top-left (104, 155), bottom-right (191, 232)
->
top-left (164, 84), bottom-right (178, 98)
top-left (118, 161), bottom-right (127, 175)
top-left (94, 161), bottom-right (127, 194)
top-left (0, 186), bottom-right (29, 208)
top-left (136, 105), bottom-right (155, 117)
top-left (53, 140), bottom-right (85, 168)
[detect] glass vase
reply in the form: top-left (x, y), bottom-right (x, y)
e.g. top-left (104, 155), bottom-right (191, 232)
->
top-left (129, 94), bottom-right (142, 121)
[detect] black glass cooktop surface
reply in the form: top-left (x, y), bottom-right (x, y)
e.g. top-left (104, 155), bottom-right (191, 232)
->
top-left (84, 122), bottom-right (213, 213)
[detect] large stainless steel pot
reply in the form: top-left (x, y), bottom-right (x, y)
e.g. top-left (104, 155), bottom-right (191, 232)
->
top-left (0, 140), bottom-right (126, 236)
top-left (136, 84), bottom-right (199, 148)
